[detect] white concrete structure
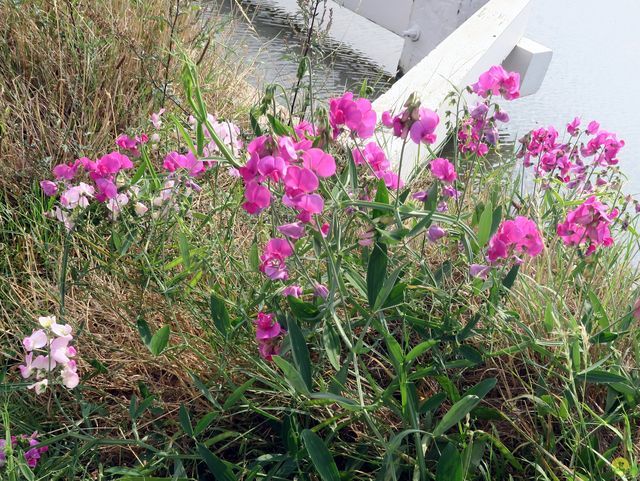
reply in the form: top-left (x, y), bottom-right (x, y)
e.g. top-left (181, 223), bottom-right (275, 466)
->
top-left (371, 0), bottom-right (552, 180)
top-left (250, 0), bottom-right (552, 179)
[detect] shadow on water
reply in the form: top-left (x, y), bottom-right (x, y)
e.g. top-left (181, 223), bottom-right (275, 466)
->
top-left (204, 0), bottom-right (394, 102)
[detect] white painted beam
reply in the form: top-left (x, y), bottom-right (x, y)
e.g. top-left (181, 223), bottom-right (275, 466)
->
top-left (372, 0), bottom-right (536, 181)
top-left (502, 37), bottom-right (552, 97)
top-left (334, 0), bottom-right (414, 37)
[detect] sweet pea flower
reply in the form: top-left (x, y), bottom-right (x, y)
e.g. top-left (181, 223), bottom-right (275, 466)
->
top-left (38, 315), bottom-right (56, 329)
top-left (313, 283), bottom-right (329, 299)
top-left (409, 108), bottom-right (439, 145)
top-left (472, 65), bottom-right (520, 100)
top-left (557, 196), bottom-right (616, 255)
top-left (429, 158), bottom-right (457, 183)
top-left (487, 216), bottom-right (544, 262)
top-left (163, 151), bottom-right (205, 177)
top-left (242, 181), bottom-right (271, 215)
top-left (283, 166), bottom-right (319, 195)
top-left (469, 264), bottom-right (492, 280)
top-left (28, 379), bottom-right (48, 395)
top-left (567, 117), bottom-right (581, 136)
top-left (277, 222), bottom-right (306, 239)
top-left (259, 238), bottom-right (293, 281)
top-left (52, 162), bottom-right (79, 180)
top-left (134, 202), bottom-right (149, 216)
top-left (328, 92), bottom-right (377, 139)
top-left (254, 312), bottom-right (284, 361)
top-left (302, 149), bottom-right (336, 178)
top-left (60, 183), bottom-right (95, 209)
top-left (23, 330), bottom-right (48, 351)
top-left (150, 108), bottom-right (165, 128)
top-left (427, 225), bottom-right (447, 242)
top-left (282, 285), bottom-right (303, 298)
top-left (413, 191), bottom-right (429, 202)
top-left (586, 120), bottom-right (600, 135)
top-left (40, 180), bottom-right (58, 196)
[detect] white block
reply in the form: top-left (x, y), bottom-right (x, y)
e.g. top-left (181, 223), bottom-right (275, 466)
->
top-left (502, 37), bottom-right (553, 97)
top-left (335, 0), bottom-right (414, 37)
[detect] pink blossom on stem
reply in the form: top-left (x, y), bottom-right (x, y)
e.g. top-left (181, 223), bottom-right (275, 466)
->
top-left (259, 238), bottom-right (293, 281)
top-left (429, 158), bottom-right (457, 183)
top-left (487, 216), bottom-right (544, 263)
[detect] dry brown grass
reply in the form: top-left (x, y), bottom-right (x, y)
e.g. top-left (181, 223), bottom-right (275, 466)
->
top-left (0, 0), bottom-right (256, 191)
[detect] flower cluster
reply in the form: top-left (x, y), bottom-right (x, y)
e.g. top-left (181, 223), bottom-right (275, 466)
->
top-left (254, 312), bottom-right (284, 361)
top-left (0, 432), bottom-right (48, 469)
top-left (457, 101), bottom-right (510, 157)
top-left (188, 113), bottom-right (244, 157)
top-left (557, 196), bottom-right (617, 255)
top-left (329, 92), bottom-right (377, 139)
top-left (238, 130), bottom-right (335, 223)
top-left (352, 142), bottom-right (402, 189)
top-left (519, 118), bottom-right (625, 190)
top-left (18, 315), bottom-right (79, 394)
top-left (487, 216), bottom-right (544, 263)
top-left (381, 95), bottom-right (440, 146)
top-left (260, 238), bottom-right (294, 281)
top-left (471, 65), bottom-right (520, 100)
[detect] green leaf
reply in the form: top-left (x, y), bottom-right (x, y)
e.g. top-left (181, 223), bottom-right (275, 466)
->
top-left (197, 444), bottom-right (237, 481)
top-left (267, 114), bottom-right (294, 137)
top-left (374, 263), bottom-right (404, 310)
top-left (433, 395), bottom-right (481, 437)
top-left (178, 232), bottom-right (191, 270)
top-left (490, 206), bottom-right (503, 238)
top-left (288, 319), bottom-right (313, 390)
top-left (137, 318), bottom-right (152, 347)
top-left (210, 293), bottom-right (231, 336)
top-left (178, 404), bottom-right (193, 436)
top-left (576, 369), bottom-right (629, 385)
top-left (301, 429), bottom-right (341, 481)
top-left (323, 324), bottom-right (341, 370)
top-left (464, 378), bottom-right (496, 399)
top-left (436, 443), bottom-right (463, 481)
top-left (273, 356), bottom-right (310, 395)
top-left (502, 264), bottom-right (519, 290)
top-left (248, 241), bottom-right (260, 271)
top-left (405, 340), bottom-right (437, 364)
top-left (372, 179), bottom-right (390, 219)
top-left (544, 302), bottom-right (557, 333)
top-left (288, 296), bottom-right (321, 321)
top-left (477, 202), bottom-right (493, 247)
top-left (149, 325), bottom-right (170, 356)
top-left (223, 379), bottom-right (256, 410)
top-left (194, 412), bottom-right (217, 436)
top-left (588, 289), bottom-right (610, 329)
top-left (367, 242), bottom-right (388, 307)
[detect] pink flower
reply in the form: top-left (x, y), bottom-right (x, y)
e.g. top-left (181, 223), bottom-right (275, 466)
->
top-left (413, 191), bottom-right (429, 202)
top-left (567, 117), bottom-right (581, 136)
top-left (314, 283), bottom-right (329, 299)
top-left (557, 196), bottom-right (616, 255)
top-left (278, 222), bottom-right (306, 239)
top-left (328, 92), bottom-right (377, 139)
top-left (259, 238), bottom-right (293, 281)
top-left (409, 108), bottom-right (439, 145)
top-left (28, 379), bottom-right (48, 395)
top-left (23, 330), bottom-right (48, 351)
top-left (472, 65), bottom-right (520, 100)
top-left (52, 162), bottom-right (79, 180)
top-left (163, 151), bottom-right (205, 177)
top-left (487, 216), bottom-right (544, 262)
top-left (470, 264), bottom-right (491, 280)
top-left (61, 361), bottom-right (79, 389)
top-left (150, 108), bottom-right (165, 129)
top-left (282, 285), bottom-right (303, 298)
top-left (257, 155), bottom-right (287, 182)
top-left (60, 183), bottom-right (95, 208)
top-left (283, 166), bottom-right (319, 196)
top-left (302, 149), bottom-right (336, 178)
top-left (40, 180), bottom-right (58, 196)
top-left (586, 120), bottom-right (600, 135)
top-left (429, 158), bottom-right (457, 183)
top-left (427, 225), bottom-right (447, 242)
top-left (242, 181), bottom-right (271, 215)
top-left (254, 312), bottom-right (284, 361)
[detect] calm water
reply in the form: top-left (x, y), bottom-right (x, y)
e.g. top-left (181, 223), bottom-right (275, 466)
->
top-left (211, 0), bottom-right (639, 193)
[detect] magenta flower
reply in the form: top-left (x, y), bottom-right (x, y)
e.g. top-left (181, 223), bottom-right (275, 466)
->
top-left (557, 196), bottom-right (617, 255)
top-left (427, 225), bottom-right (447, 242)
top-left (254, 312), bottom-right (284, 361)
top-left (487, 216), bottom-right (544, 262)
top-left (277, 221), bottom-right (306, 239)
top-left (257, 155), bottom-right (287, 182)
top-left (409, 108), bottom-right (439, 145)
top-left (150, 108), bottom-right (165, 129)
top-left (259, 238), bottom-right (293, 281)
top-left (40, 180), bottom-right (58, 196)
top-left (163, 151), bottom-right (205, 177)
top-left (302, 148), bottom-right (336, 178)
top-left (429, 158), bottom-right (457, 183)
top-left (413, 191), bottom-right (429, 202)
top-left (282, 285), bottom-right (303, 298)
top-left (328, 92), bottom-right (377, 139)
top-left (52, 162), bottom-right (79, 180)
top-left (469, 264), bottom-right (491, 280)
top-left (586, 120), bottom-right (600, 135)
top-left (313, 283), bottom-right (329, 299)
top-left (283, 166), bottom-right (319, 196)
top-left (472, 65), bottom-right (520, 100)
top-left (567, 117), bottom-right (581, 136)
top-left (242, 181), bottom-right (271, 215)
